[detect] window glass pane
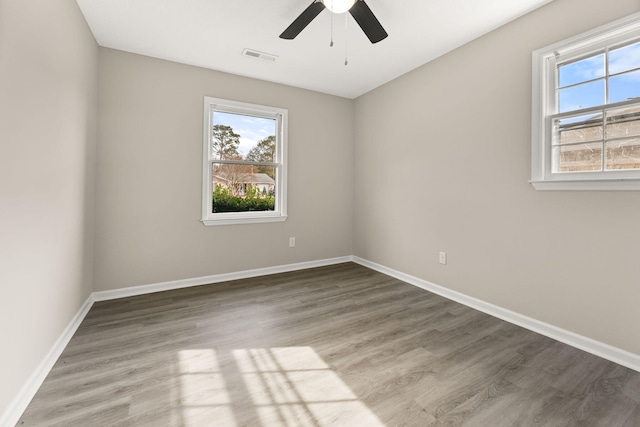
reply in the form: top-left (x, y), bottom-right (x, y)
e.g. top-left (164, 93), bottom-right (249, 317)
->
top-left (606, 138), bottom-right (640, 170)
top-left (609, 41), bottom-right (640, 75)
top-left (606, 104), bottom-right (640, 139)
top-left (558, 54), bottom-right (605, 88)
top-left (609, 70), bottom-right (640, 104)
top-left (558, 80), bottom-right (605, 113)
top-left (212, 164), bottom-right (276, 213)
top-left (212, 112), bottom-right (276, 161)
top-left (555, 142), bottom-right (602, 172)
top-left (554, 114), bottom-right (603, 145)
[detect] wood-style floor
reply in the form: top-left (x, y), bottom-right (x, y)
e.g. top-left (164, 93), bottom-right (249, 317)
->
top-left (18, 263), bottom-right (640, 426)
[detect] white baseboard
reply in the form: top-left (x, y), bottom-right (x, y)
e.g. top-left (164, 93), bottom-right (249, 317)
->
top-left (5, 254), bottom-right (639, 426)
top-left (352, 256), bottom-right (640, 373)
top-left (0, 296), bottom-right (95, 427)
top-left (92, 256), bottom-right (354, 302)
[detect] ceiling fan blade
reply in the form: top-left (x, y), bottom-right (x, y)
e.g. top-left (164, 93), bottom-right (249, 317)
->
top-left (280, 1), bottom-right (326, 40)
top-left (349, 0), bottom-right (388, 44)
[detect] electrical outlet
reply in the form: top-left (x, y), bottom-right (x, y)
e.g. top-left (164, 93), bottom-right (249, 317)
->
top-left (289, 237), bottom-right (296, 248)
top-left (439, 252), bottom-right (447, 265)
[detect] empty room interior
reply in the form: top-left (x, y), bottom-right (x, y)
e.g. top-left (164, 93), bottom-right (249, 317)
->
top-left (2, 0), bottom-right (640, 425)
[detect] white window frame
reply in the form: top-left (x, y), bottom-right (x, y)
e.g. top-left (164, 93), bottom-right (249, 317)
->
top-left (201, 97), bottom-right (288, 226)
top-left (531, 12), bottom-right (640, 191)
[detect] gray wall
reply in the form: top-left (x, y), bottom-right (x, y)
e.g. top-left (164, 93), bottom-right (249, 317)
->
top-left (94, 49), bottom-right (354, 291)
top-left (3, 0), bottom-right (640, 419)
top-left (0, 0), bottom-right (97, 416)
top-left (353, 0), bottom-right (640, 355)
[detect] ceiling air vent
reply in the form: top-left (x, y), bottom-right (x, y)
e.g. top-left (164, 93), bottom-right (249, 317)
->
top-left (242, 49), bottom-right (278, 62)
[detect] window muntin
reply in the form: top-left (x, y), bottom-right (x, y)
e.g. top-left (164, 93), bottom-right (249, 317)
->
top-left (202, 97), bottom-right (287, 225)
top-left (551, 104), bottom-right (640, 173)
top-left (531, 12), bottom-right (640, 190)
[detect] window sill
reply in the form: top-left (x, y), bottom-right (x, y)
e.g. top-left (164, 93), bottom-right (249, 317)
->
top-left (201, 215), bottom-right (287, 226)
top-left (530, 179), bottom-right (640, 191)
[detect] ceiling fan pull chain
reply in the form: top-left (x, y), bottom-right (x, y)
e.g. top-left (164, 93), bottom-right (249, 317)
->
top-left (344, 13), bottom-right (348, 66)
top-left (330, 6), bottom-right (334, 47)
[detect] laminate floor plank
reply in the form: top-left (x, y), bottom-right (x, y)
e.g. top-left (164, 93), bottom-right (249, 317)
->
top-left (17, 262), bottom-right (640, 426)
top-left (623, 406), bottom-right (640, 427)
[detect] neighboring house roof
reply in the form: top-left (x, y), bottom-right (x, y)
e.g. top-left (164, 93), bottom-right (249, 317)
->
top-left (246, 173), bottom-right (275, 185)
top-left (214, 172), bottom-right (275, 185)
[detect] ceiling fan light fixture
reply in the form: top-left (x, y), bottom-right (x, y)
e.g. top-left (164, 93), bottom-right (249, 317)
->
top-left (322, 0), bottom-right (357, 14)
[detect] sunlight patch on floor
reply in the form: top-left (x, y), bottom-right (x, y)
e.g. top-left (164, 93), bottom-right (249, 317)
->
top-left (176, 347), bottom-right (385, 426)
top-left (232, 347), bottom-right (385, 426)
top-left (178, 349), bottom-right (237, 426)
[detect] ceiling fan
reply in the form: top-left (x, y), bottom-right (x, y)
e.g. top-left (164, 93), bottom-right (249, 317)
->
top-left (280, 0), bottom-right (388, 44)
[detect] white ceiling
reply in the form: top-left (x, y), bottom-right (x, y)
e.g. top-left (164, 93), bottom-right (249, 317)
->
top-left (76, 0), bottom-right (554, 99)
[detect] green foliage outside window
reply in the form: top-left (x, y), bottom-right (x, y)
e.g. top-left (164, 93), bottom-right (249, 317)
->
top-left (213, 184), bottom-right (275, 213)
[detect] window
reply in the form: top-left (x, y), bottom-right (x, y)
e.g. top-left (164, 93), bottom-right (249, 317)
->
top-left (531, 12), bottom-right (640, 190)
top-left (202, 97), bottom-right (287, 225)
